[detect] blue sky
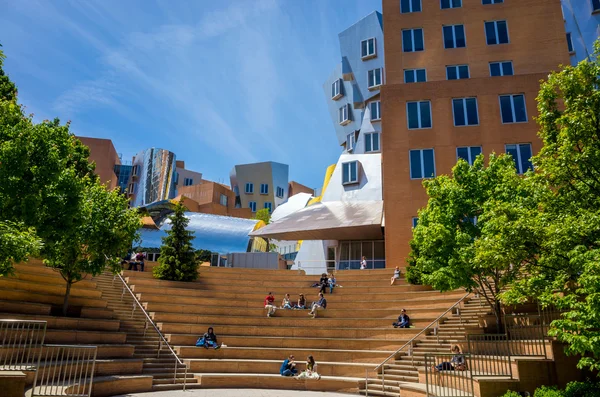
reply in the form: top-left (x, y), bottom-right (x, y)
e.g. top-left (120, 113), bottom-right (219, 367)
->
top-left (0, 0), bottom-right (380, 189)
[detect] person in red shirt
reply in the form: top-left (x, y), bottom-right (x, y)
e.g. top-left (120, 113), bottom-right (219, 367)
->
top-left (264, 292), bottom-right (276, 317)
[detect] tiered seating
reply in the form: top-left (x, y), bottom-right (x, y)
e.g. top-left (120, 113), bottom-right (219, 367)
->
top-left (120, 265), bottom-right (468, 392)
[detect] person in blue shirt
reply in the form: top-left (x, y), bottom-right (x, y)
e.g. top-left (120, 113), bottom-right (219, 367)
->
top-left (280, 355), bottom-right (297, 376)
top-left (392, 309), bottom-right (410, 328)
top-left (308, 293), bottom-right (327, 318)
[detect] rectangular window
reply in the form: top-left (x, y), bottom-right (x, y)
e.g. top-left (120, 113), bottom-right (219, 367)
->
top-left (505, 144), bottom-right (533, 174)
top-left (485, 20), bottom-right (509, 45)
top-left (566, 33), bottom-right (574, 53)
top-left (264, 202), bottom-right (272, 212)
top-left (594, 0), bottom-right (600, 12)
top-left (331, 79), bottom-right (342, 99)
top-left (456, 146), bottom-right (482, 165)
top-left (276, 186), bottom-right (285, 198)
top-left (499, 94), bottom-right (527, 123)
top-left (443, 25), bottom-right (466, 49)
top-left (361, 38), bottom-right (376, 58)
top-left (406, 101), bottom-right (432, 129)
top-left (489, 61), bottom-right (514, 76)
top-left (342, 161), bottom-right (359, 185)
top-left (409, 149), bottom-right (436, 179)
top-left (482, 0), bottom-right (503, 4)
top-left (441, 0), bottom-right (462, 9)
top-left (404, 68), bottom-right (427, 83)
top-left (365, 132), bottom-right (381, 153)
top-left (368, 68), bottom-right (383, 88)
top-left (370, 101), bottom-right (381, 120)
top-left (219, 194), bottom-right (228, 207)
top-left (452, 98), bottom-right (479, 126)
top-left (412, 217), bottom-right (419, 228)
top-left (249, 201), bottom-right (257, 212)
top-left (127, 182), bottom-right (136, 194)
top-left (260, 183), bottom-right (269, 195)
top-left (402, 28), bottom-right (424, 52)
top-left (347, 133), bottom-right (356, 152)
top-left (245, 183), bottom-right (254, 194)
top-left (446, 65), bottom-right (469, 80)
top-left (401, 0), bottom-right (422, 13)
top-left (338, 104), bottom-right (350, 125)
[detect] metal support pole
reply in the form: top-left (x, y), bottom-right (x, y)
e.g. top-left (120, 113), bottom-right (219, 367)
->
top-left (365, 368), bottom-right (369, 397)
top-left (381, 365), bottom-right (385, 391)
top-left (184, 365), bottom-right (188, 391)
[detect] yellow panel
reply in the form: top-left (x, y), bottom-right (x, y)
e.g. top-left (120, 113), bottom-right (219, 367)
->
top-left (252, 220), bottom-right (266, 231)
top-left (307, 164), bottom-right (336, 206)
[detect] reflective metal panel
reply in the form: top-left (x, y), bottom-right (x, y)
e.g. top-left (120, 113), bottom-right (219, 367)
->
top-left (128, 148), bottom-right (177, 207)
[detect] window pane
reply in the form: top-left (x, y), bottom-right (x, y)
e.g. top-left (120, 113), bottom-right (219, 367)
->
top-left (368, 39), bottom-right (375, 54)
top-left (416, 69), bottom-right (426, 82)
top-left (443, 26), bottom-right (454, 48)
top-left (366, 135), bottom-right (372, 152)
top-left (490, 63), bottom-right (501, 76)
top-left (405, 70), bottom-right (415, 83)
top-left (407, 102), bottom-right (419, 129)
top-left (401, 0), bottom-right (410, 13)
top-left (457, 147), bottom-right (469, 162)
top-left (373, 133), bottom-right (380, 151)
top-left (342, 163), bottom-right (349, 183)
top-left (505, 145), bottom-right (519, 171)
top-left (459, 65), bottom-right (469, 78)
top-left (500, 95), bottom-right (514, 123)
top-left (412, 0), bottom-right (421, 12)
top-left (362, 241), bottom-right (373, 262)
top-left (368, 70), bottom-right (374, 86)
top-left (470, 146), bottom-right (482, 161)
top-left (455, 25), bottom-right (466, 47)
top-left (441, 0), bottom-right (450, 8)
top-left (447, 66), bottom-right (457, 80)
top-left (361, 40), bottom-right (367, 57)
top-left (452, 0), bottom-right (462, 6)
top-left (485, 22), bottom-right (497, 45)
top-left (350, 162), bottom-right (357, 181)
top-left (420, 102), bottom-right (431, 128)
top-left (403, 30), bottom-right (413, 52)
top-left (453, 99), bottom-right (466, 126)
top-left (423, 149), bottom-right (435, 178)
top-left (519, 144), bottom-right (533, 173)
top-left (466, 98), bottom-right (478, 125)
top-left (410, 150), bottom-right (422, 178)
top-left (502, 62), bottom-right (513, 75)
top-left (497, 21), bottom-right (509, 43)
top-left (513, 95), bottom-right (527, 122)
top-left (414, 29), bottom-right (424, 51)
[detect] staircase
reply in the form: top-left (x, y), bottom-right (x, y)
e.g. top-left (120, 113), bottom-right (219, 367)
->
top-left (93, 272), bottom-right (197, 391)
top-left (361, 295), bottom-right (491, 396)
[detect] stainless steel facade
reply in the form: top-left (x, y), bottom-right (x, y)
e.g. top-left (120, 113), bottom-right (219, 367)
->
top-left (127, 148), bottom-right (177, 207)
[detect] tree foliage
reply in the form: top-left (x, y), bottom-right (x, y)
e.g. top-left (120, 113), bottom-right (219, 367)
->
top-left (0, 221), bottom-right (41, 276)
top-left (254, 208), bottom-right (271, 225)
top-left (153, 200), bottom-right (198, 281)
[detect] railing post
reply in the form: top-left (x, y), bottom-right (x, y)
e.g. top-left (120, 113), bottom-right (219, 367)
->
top-left (143, 320), bottom-right (148, 337)
top-left (158, 339), bottom-right (162, 359)
top-left (121, 285), bottom-right (125, 301)
top-left (381, 365), bottom-right (385, 390)
top-left (184, 364), bottom-right (188, 391)
top-left (365, 368), bottom-right (369, 397)
top-left (131, 302), bottom-right (136, 318)
top-left (174, 357), bottom-right (177, 383)
top-left (436, 320), bottom-right (440, 344)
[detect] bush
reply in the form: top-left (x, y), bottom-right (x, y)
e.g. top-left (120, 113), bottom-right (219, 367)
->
top-left (534, 386), bottom-right (563, 397)
top-left (196, 249), bottom-right (212, 263)
top-left (564, 381), bottom-right (600, 397)
top-left (405, 265), bottom-right (422, 285)
top-left (501, 391), bottom-right (523, 397)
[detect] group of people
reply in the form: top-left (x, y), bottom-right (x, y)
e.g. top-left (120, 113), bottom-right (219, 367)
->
top-left (280, 354), bottom-right (320, 380)
top-left (264, 292), bottom-right (327, 318)
top-left (311, 273), bottom-right (338, 294)
top-left (121, 251), bottom-right (146, 272)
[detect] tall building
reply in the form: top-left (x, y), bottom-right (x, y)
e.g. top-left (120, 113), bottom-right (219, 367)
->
top-left (127, 148), bottom-right (178, 207)
top-left (562, 0), bottom-right (600, 64)
top-left (229, 161), bottom-right (290, 214)
top-left (77, 136), bottom-right (121, 190)
top-left (381, 0), bottom-right (570, 268)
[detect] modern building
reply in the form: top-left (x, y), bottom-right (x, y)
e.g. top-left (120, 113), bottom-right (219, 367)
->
top-left (127, 148), bottom-right (178, 208)
top-left (77, 136), bottom-right (121, 191)
top-left (175, 160), bottom-right (202, 190)
top-left (562, 0), bottom-right (600, 65)
top-left (381, 0), bottom-right (570, 268)
top-left (230, 161), bottom-right (291, 214)
top-left (176, 179), bottom-right (253, 219)
top-left (288, 181), bottom-right (315, 197)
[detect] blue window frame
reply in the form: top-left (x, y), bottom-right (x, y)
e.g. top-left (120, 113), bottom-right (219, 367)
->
top-left (443, 25), bottom-right (466, 49)
top-left (505, 144), bottom-right (533, 174)
top-left (342, 161), bottom-right (359, 185)
top-left (485, 20), bottom-right (509, 45)
top-left (401, 0), bottom-right (422, 13)
top-left (452, 98), bottom-right (479, 126)
top-left (499, 94), bottom-right (527, 123)
top-left (483, 0), bottom-right (503, 4)
top-left (276, 186), bottom-right (285, 198)
top-left (446, 65), bottom-right (469, 80)
top-left (412, 217), bottom-right (419, 228)
top-left (370, 101), bottom-right (381, 120)
top-left (365, 132), bottom-right (381, 153)
top-left (264, 202), bottom-right (272, 212)
top-left (489, 61), bottom-right (514, 76)
top-left (409, 149), bottom-right (435, 179)
top-left (245, 183), bottom-right (254, 194)
top-left (402, 29), bottom-right (424, 52)
top-left (249, 201), bottom-right (257, 212)
top-left (456, 146), bottom-right (482, 165)
top-left (260, 183), bottom-right (269, 195)
top-left (441, 0), bottom-right (462, 9)
top-left (404, 69), bottom-right (427, 83)
top-left (407, 101), bottom-right (432, 129)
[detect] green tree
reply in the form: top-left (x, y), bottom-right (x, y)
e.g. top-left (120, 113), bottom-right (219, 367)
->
top-left (254, 208), bottom-right (271, 225)
top-left (0, 221), bottom-right (42, 276)
top-left (153, 200), bottom-right (198, 281)
top-left (0, 45), bottom-right (17, 101)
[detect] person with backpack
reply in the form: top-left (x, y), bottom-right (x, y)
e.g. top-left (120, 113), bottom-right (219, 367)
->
top-left (195, 327), bottom-right (221, 349)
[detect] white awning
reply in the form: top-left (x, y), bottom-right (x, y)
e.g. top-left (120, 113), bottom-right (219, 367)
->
top-left (250, 200), bottom-right (383, 241)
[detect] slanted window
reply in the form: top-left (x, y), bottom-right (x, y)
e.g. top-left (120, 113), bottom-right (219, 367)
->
top-left (219, 194), bottom-right (228, 207)
top-left (505, 144), bottom-right (533, 174)
top-left (264, 202), bottom-right (272, 212)
top-left (443, 24), bottom-right (466, 49)
top-left (452, 98), bottom-right (479, 126)
top-left (406, 101), bottom-right (432, 129)
top-left (127, 182), bottom-right (136, 194)
top-left (347, 133), bottom-right (356, 152)
top-left (456, 146), bottom-right (482, 165)
top-left (409, 149), bottom-right (436, 179)
top-left (361, 38), bottom-right (376, 59)
top-left (402, 28), bottom-right (424, 52)
top-left (365, 132), bottom-right (381, 153)
top-left (485, 20), bottom-right (509, 45)
top-left (446, 65), bottom-right (469, 80)
top-left (183, 177), bottom-right (193, 186)
top-left (594, 0), bottom-right (600, 12)
top-left (566, 33), bottom-right (574, 53)
top-left (276, 186), bottom-right (285, 198)
top-left (370, 101), bottom-right (381, 120)
top-left (401, 0), bottom-right (422, 13)
top-left (412, 217), bottom-right (419, 228)
top-left (339, 104), bottom-right (351, 125)
top-left (404, 69), bottom-right (427, 83)
top-left (489, 61), bottom-right (514, 76)
top-left (368, 68), bottom-right (383, 89)
top-left (245, 183), bottom-right (254, 194)
top-left (499, 94), bottom-right (527, 123)
top-left (441, 0), bottom-right (462, 9)
top-left (260, 183), bottom-right (269, 195)
top-left (249, 201), bottom-right (257, 212)
top-left (331, 79), bottom-right (343, 100)
top-left (482, 0), bottom-right (503, 4)
top-left (342, 161), bottom-right (359, 185)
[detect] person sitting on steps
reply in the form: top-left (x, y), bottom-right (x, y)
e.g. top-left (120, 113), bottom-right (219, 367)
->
top-left (308, 292), bottom-right (327, 318)
top-left (390, 266), bottom-right (401, 285)
top-left (281, 293), bottom-right (293, 309)
top-left (195, 327), bottom-right (221, 349)
top-left (318, 273), bottom-right (329, 294)
top-left (433, 345), bottom-right (466, 371)
top-left (295, 355), bottom-right (321, 380)
top-left (392, 309), bottom-right (410, 328)
top-left (328, 273), bottom-right (336, 294)
top-left (264, 292), bottom-right (277, 317)
top-left (295, 293), bottom-right (306, 309)
top-left (280, 355), bottom-right (297, 377)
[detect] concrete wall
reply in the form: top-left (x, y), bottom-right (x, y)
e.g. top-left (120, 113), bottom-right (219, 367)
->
top-left (228, 252), bottom-right (282, 269)
top-left (322, 153), bottom-right (382, 202)
top-left (562, 0), bottom-right (600, 65)
top-left (381, 0), bottom-right (571, 268)
top-left (77, 136), bottom-right (120, 190)
top-left (230, 161), bottom-right (290, 214)
top-left (175, 167), bottom-right (203, 191)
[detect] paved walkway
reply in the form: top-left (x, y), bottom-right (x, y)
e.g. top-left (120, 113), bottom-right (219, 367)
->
top-left (116, 390), bottom-right (355, 397)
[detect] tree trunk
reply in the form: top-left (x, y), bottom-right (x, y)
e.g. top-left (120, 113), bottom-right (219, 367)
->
top-left (62, 281), bottom-right (72, 316)
top-left (494, 299), bottom-right (504, 334)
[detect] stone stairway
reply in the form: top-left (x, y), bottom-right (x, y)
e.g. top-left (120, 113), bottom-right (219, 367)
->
top-left (93, 272), bottom-right (198, 391)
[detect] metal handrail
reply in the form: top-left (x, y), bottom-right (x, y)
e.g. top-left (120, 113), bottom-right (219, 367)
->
top-left (113, 272), bottom-right (188, 390)
top-left (374, 292), bottom-right (472, 371)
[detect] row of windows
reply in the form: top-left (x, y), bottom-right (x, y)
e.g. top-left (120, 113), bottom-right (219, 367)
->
top-left (401, 0), bottom-right (503, 14)
top-left (409, 143), bottom-right (533, 179)
top-left (244, 183), bottom-right (285, 197)
top-left (402, 20), bottom-right (509, 53)
top-left (183, 177), bottom-right (194, 187)
top-left (403, 61), bottom-right (512, 84)
top-left (331, 68), bottom-right (383, 102)
top-left (406, 94), bottom-right (527, 129)
top-left (248, 201), bottom-right (273, 213)
top-left (338, 101), bottom-right (381, 125)
top-left (347, 132), bottom-right (381, 153)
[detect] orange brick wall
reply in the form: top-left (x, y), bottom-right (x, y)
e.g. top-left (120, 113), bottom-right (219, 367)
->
top-left (381, 0), bottom-right (570, 268)
top-left (288, 181), bottom-right (314, 197)
top-left (178, 182), bottom-right (253, 219)
top-left (77, 136), bottom-right (120, 191)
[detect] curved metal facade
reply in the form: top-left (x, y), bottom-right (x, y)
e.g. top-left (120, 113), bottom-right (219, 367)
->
top-left (128, 148), bottom-right (177, 207)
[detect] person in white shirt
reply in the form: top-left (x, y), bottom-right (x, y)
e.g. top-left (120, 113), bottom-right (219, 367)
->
top-left (360, 256), bottom-right (367, 270)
